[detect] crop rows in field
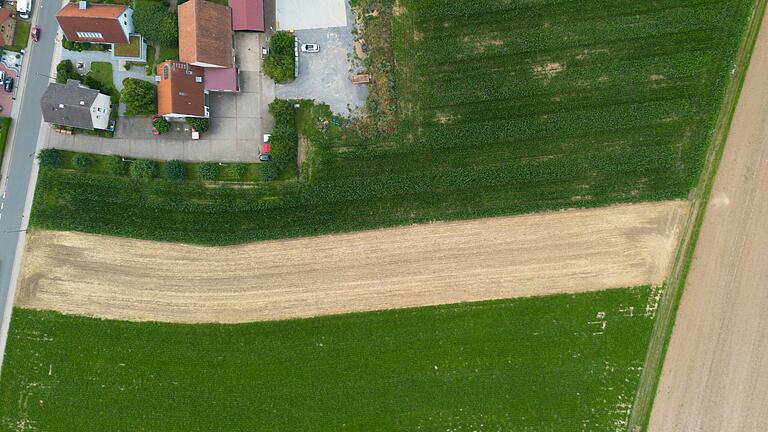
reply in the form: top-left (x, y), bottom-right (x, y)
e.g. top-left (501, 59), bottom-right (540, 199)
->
top-left (30, 0), bottom-right (754, 244)
top-left (0, 288), bottom-right (656, 431)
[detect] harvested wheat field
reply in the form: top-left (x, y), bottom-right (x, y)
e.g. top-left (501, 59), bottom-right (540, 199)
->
top-left (17, 201), bottom-right (687, 323)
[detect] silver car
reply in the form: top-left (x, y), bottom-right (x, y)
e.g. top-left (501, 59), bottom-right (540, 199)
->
top-left (300, 43), bottom-right (320, 53)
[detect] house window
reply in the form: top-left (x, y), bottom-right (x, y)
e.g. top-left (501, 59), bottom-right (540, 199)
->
top-left (76, 31), bottom-right (103, 39)
top-left (163, 65), bottom-right (169, 80)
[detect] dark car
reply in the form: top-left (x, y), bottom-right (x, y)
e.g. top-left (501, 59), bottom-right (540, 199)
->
top-left (4, 77), bottom-right (13, 93)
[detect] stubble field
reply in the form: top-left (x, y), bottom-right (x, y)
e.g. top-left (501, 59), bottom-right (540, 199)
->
top-left (16, 201), bottom-right (685, 323)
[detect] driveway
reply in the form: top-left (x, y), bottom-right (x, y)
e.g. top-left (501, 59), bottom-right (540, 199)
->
top-left (0, 65), bottom-right (17, 116)
top-left (275, 1), bottom-right (367, 115)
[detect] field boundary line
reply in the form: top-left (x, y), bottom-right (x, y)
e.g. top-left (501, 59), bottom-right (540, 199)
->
top-left (626, 0), bottom-right (768, 429)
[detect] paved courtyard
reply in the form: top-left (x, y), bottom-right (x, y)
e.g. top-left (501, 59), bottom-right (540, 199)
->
top-left (276, 0), bottom-right (347, 30)
top-left (45, 33), bottom-right (277, 162)
top-left (275, 1), bottom-right (367, 115)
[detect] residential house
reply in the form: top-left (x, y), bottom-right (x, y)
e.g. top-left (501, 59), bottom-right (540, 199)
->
top-left (0, 8), bottom-right (15, 47)
top-left (41, 80), bottom-right (112, 131)
top-left (229, 0), bottom-right (264, 32)
top-left (56, 2), bottom-right (134, 45)
top-left (179, 0), bottom-right (234, 68)
top-left (157, 61), bottom-right (209, 119)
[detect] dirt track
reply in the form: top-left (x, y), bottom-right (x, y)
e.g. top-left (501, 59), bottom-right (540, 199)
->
top-left (16, 201), bottom-right (686, 323)
top-left (648, 6), bottom-right (768, 431)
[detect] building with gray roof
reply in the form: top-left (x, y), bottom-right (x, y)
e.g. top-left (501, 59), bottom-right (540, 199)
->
top-left (41, 80), bottom-right (112, 130)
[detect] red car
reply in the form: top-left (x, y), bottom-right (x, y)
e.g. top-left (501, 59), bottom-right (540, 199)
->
top-left (31, 26), bottom-right (40, 42)
top-left (151, 116), bottom-right (161, 135)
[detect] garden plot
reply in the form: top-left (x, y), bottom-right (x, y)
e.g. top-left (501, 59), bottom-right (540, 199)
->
top-left (16, 201), bottom-right (686, 323)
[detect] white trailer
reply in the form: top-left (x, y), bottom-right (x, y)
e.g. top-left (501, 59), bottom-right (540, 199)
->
top-left (16, 0), bottom-right (32, 19)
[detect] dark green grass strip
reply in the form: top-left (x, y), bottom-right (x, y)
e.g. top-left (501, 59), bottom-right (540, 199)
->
top-left (0, 288), bottom-right (654, 431)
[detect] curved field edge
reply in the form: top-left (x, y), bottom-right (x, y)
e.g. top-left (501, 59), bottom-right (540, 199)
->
top-left (627, 0), bottom-right (768, 429)
top-left (2, 287), bottom-right (656, 431)
top-left (16, 201), bottom-right (685, 323)
top-left (30, 0), bottom-right (757, 246)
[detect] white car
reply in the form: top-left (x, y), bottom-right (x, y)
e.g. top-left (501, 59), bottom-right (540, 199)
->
top-left (300, 43), bottom-right (320, 53)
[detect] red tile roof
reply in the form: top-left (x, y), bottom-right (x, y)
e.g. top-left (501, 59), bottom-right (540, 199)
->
top-left (179, 0), bottom-right (234, 68)
top-left (229, 0), bottom-right (263, 32)
top-left (157, 61), bottom-right (207, 117)
top-left (56, 3), bottom-right (129, 44)
top-left (204, 67), bottom-right (239, 92)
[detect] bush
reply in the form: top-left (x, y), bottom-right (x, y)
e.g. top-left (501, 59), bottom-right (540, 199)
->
top-left (185, 117), bottom-right (209, 133)
top-left (163, 160), bottom-right (185, 181)
top-left (152, 117), bottom-right (171, 134)
top-left (82, 75), bottom-right (102, 92)
top-left (133, 2), bottom-right (178, 47)
top-left (105, 155), bottom-right (127, 175)
top-left (259, 162), bottom-right (279, 181)
top-left (268, 99), bottom-right (295, 124)
top-left (121, 78), bottom-right (157, 115)
top-left (56, 60), bottom-right (73, 84)
top-left (198, 162), bottom-right (217, 181)
top-left (72, 153), bottom-right (93, 171)
top-left (130, 159), bottom-right (155, 179)
top-left (68, 72), bottom-right (82, 81)
top-left (37, 148), bottom-right (62, 168)
top-left (267, 100), bottom-right (298, 171)
top-left (229, 164), bottom-right (247, 179)
top-left (263, 31), bottom-right (295, 83)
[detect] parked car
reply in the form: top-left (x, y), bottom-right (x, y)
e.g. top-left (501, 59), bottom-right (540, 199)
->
top-left (259, 143), bottom-right (271, 162)
top-left (0, 71), bottom-right (5, 83)
top-left (300, 43), bottom-right (320, 53)
top-left (107, 119), bottom-right (116, 132)
top-left (4, 77), bottom-right (13, 93)
top-left (31, 26), bottom-right (40, 42)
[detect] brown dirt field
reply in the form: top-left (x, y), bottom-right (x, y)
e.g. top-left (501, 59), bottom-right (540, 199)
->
top-left (648, 6), bottom-right (768, 431)
top-left (16, 201), bottom-right (686, 324)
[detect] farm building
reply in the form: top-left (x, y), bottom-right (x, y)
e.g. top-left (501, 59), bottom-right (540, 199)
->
top-left (229, 0), bottom-right (264, 32)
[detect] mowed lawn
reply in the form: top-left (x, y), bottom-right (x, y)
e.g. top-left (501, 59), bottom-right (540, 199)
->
top-left (0, 288), bottom-right (656, 431)
top-left (30, 0), bottom-right (756, 244)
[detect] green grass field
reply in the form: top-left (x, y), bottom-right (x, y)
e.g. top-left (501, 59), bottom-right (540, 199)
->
top-left (0, 287), bottom-right (657, 431)
top-left (86, 62), bottom-right (114, 88)
top-left (0, 118), bottom-right (11, 172)
top-left (30, 0), bottom-right (756, 244)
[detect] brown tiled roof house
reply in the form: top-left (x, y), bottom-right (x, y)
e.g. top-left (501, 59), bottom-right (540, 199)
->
top-left (179, 0), bottom-right (234, 68)
top-left (56, 2), bottom-right (134, 44)
top-left (157, 61), bottom-right (209, 118)
top-left (0, 8), bottom-right (15, 47)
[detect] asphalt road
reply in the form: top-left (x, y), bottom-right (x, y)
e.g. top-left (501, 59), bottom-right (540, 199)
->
top-left (0, 1), bottom-right (58, 371)
top-left (648, 4), bottom-right (768, 430)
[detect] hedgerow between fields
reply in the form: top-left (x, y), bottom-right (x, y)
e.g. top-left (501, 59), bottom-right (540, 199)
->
top-left (30, 0), bottom-right (756, 244)
top-left (0, 287), bottom-right (656, 431)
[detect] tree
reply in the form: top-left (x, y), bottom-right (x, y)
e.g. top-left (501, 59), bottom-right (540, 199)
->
top-left (163, 160), bottom-right (186, 181)
top-left (121, 78), bottom-right (157, 115)
top-left (130, 159), bottom-right (155, 179)
top-left (259, 162), bottom-right (279, 181)
top-left (268, 99), bottom-right (295, 124)
top-left (152, 117), bottom-right (171, 134)
top-left (263, 31), bottom-right (295, 83)
top-left (229, 163), bottom-right (247, 179)
top-left (56, 60), bottom-right (73, 84)
top-left (82, 75), bottom-right (102, 92)
top-left (37, 148), bottom-right (62, 168)
top-left (198, 162), bottom-right (217, 181)
top-left (185, 117), bottom-right (209, 133)
top-left (72, 153), bottom-right (93, 171)
top-left (133, 2), bottom-right (178, 47)
top-left (105, 155), bottom-right (127, 175)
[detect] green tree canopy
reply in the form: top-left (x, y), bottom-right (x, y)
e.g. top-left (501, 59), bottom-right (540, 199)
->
top-left (133, 2), bottom-right (178, 47)
top-left (121, 78), bottom-right (157, 116)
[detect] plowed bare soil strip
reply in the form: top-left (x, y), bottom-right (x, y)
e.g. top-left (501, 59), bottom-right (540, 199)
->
top-left (16, 201), bottom-right (686, 323)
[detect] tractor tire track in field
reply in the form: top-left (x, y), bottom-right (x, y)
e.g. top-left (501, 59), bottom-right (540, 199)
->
top-left (15, 201), bottom-right (686, 324)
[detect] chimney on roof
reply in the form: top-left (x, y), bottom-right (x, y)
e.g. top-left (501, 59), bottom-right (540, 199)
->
top-left (79, 1), bottom-right (88, 10)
